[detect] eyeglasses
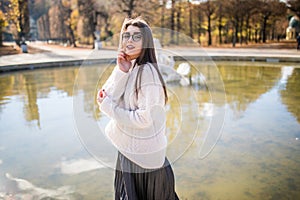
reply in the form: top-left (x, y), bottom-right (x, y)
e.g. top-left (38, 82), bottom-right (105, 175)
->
top-left (122, 32), bottom-right (142, 42)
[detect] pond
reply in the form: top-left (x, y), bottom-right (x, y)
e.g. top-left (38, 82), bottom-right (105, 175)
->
top-left (0, 61), bottom-right (300, 199)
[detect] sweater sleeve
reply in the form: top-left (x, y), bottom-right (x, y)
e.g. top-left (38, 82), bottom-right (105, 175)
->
top-left (100, 64), bottom-right (165, 129)
top-left (101, 65), bottom-right (129, 102)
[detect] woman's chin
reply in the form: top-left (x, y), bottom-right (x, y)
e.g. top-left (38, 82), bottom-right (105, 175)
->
top-left (125, 52), bottom-right (139, 60)
top-left (126, 48), bottom-right (141, 57)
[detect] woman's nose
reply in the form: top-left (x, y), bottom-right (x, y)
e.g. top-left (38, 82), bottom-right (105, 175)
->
top-left (127, 37), bottom-right (133, 42)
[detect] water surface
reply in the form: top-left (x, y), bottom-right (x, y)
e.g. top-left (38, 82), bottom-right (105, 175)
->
top-left (0, 62), bottom-right (300, 199)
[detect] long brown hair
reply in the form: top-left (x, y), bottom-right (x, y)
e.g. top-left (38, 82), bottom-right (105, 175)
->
top-left (121, 17), bottom-right (168, 103)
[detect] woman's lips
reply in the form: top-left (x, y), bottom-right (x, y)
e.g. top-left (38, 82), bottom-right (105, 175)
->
top-left (126, 45), bottom-right (135, 50)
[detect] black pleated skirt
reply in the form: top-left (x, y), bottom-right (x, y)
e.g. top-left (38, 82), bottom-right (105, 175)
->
top-left (114, 152), bottom-right (179, 200)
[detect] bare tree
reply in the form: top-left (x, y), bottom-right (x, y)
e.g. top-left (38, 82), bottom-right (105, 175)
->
top-left (18, 0), bottom-right (30, 42)
top-left (113, 0), bottom-right (159, 18)
top-left (203, 0), bottom-right (215, 46)
top-left (160, 0), bottom-right (166, 46)
top-left (224, 0), bottom-right (244, 47)
top-left (116, 0), bottom-right (137, 18)
top-left (176, 0), bottom-right (182, 45)
top-left (77, 0), bottom-right (95, 44)
top-left (244, 0), bottom-right (259, 44)
top-left (60, 0), bottom-right (76, 47)
top-left (6, 0), bottom-right (30, 44)
top-left (0, 0), bottom-right (10, 46)
top-left (259, 0), bottom-right (286, 43)
top-left (187, 0), bottom-right (193, 39)
top-left (170, 0), bottom-right (176, 44)
top-left (48, 1), bottom-right (67, 40)
top-left (215, 0), bottom-right (225, 45)
top-left (195, 3), bottom-right (203, 45)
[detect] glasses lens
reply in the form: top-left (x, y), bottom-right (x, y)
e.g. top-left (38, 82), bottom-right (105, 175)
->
top-left (132, 34), bottom-right (142, 42)
top-left (122, 33), bottom-right (130, 41)
top-left (122, 32), bottom-right (142, 42)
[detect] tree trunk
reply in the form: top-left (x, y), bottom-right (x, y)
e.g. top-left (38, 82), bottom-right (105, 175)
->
top-left (207, 15), bottom-right (212, 46)
top-left (127, 0), bottom-right (134, 17)
top-left (198, 29), bottom-right (201, 45)
top-left (255, 27), bottom-right (258, 43)
top-left (67, 8), bottom-right (76, 47)
top-left (224, 23), bottom-right (229, 44)
top-left (68, 24), bottom-right (76, 47)
top-left (18, 0), bottom-right (30, 44)
top-left (104, 17), bottom-right (111, 38)
top-left (160, 0), bottom-right (166, 46)
top-left (232, 20), bottom-right (238, 47)
top-left (271, 20), bottom-right (276, 40)
top-left (245, 16), bottom-right (250, 44)
top-left (262, 16), bottom-right (268, 43)
top-left (218, 16), bottom-right (222, 45)
top-left (235, 18), bottom-right (239, 45)
top-left (188, 0), bottom-right (193, 39)
top-left (170, 0), bottom-right (175, 44)
top-left (197, 5), bottom-right (202, 45)
top-left (0, 28), bottom-right (3, 46)
top-left (239, 17), bottom-right (243, 45)
top-left (176, 4), bottom-right (181, 45)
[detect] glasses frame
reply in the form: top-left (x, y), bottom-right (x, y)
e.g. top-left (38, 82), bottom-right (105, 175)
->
top-left (122, 32), bottom-right (143, 42)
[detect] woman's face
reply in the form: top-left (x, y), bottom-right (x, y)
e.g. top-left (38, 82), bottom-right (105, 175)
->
top-left (122, 25), bottom-right (143, 60)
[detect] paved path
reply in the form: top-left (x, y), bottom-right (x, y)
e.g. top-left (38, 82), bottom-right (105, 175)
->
top-left (0, 41), bottom-right (299, 72)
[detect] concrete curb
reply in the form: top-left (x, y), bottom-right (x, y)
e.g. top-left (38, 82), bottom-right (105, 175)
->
top-left (1, 55), bottom-right (299, 73)
top-left (0, 58), bottom-right (115, 73)
top-left (174, 56), bottom-right (300, 63)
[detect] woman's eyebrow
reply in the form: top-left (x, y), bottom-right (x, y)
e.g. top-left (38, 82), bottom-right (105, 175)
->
top-left (124, 31), bottom-right (141, 34)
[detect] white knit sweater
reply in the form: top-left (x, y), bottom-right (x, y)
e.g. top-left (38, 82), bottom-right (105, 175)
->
top-left (100, 62), bottom-right (167, 169)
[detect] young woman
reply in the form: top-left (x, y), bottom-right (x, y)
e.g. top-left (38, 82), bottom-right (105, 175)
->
top-left (97, 17), bottom-right (179, 200)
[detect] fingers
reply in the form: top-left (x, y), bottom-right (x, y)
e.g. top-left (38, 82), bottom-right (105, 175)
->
top-left (117, 51), bottom-right (129, 62)
top-left (120, 50), bottom-right (131, 60)
top-left (117, 51), bottom-right (131, 73)
top-left (117, 52), bottom-right (125, 66)
top-left (123, 51), bottom-right (130, 61)
top-left (117, 52), bottom-right (124, 61)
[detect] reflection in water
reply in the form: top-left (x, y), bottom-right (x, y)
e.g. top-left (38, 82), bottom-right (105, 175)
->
top-left (280, 66), bottom-right (300, 124)
top-left (278, 66), bottom-right (294, 86)
top-left (5, 173), bottom-right (76, 199)
top-left (0, 62), bottom-right (300, 199)
top-left (60, 158), bottom-right (106, 175)
top-left (218, 64), bottom-right (281, 119)
top-left (0, 67), bottom-right (79, 127)
top-left (24, 74), bottom-right (40, 127)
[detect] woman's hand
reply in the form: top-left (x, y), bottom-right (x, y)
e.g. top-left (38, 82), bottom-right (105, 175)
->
top-left (117, 51), bottom-right (131, 72)
top-left (97, 89), bottom-right (107, 106)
